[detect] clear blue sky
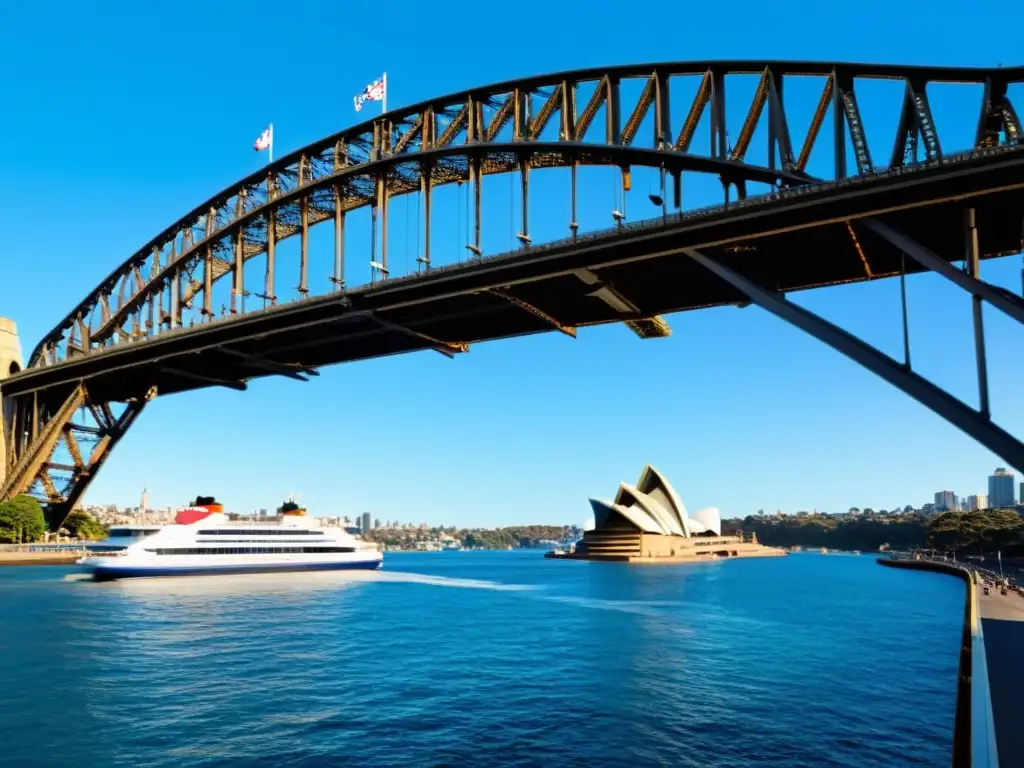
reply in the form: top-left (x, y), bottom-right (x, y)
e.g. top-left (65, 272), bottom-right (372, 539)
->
top-left (2, 1), bottom-right (1023, 526)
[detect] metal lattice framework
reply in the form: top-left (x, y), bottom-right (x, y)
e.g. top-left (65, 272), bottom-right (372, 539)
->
top-left (3, 60), bottom-right (1024, 526)
top-left (26, 61), bottom-right (1023, 370)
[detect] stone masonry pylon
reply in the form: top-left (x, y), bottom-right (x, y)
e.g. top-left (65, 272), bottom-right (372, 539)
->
top-left (0, 318), bottom-right (24, 489)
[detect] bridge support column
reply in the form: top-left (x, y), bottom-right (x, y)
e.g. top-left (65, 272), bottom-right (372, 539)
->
top-left (683, 246), bottom-right (1024, 473)
top-left (0, 318), bottom-right (23, 489)
top-left (860, 219), bottom-right (1024, 326)
top-left (862, 214), bottom-right (1024, 425)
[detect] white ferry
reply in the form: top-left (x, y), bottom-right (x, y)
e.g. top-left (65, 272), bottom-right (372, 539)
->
top-left (78, 497), bottom-right (382, 581)
top-left (91, 524), bottom-right (165, 551)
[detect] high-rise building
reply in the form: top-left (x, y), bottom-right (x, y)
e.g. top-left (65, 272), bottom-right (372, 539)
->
top-left (966, 494), bottom-right (988, 512)
top-left (362, 512), bottom-right (372, 534)
top-left (934, 490), bottom-right (957, 512)
top-left (988, 468), bottom-right (1016, 508)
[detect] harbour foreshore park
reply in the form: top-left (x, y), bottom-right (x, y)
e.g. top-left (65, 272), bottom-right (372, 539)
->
top-left (548, 465), bottom-right (785, 563)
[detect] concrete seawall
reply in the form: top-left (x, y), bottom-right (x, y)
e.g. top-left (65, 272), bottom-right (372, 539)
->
top-left (877, 557), bottom-right (998, 768)
top-left (877, 556), bottom-right (972, 581)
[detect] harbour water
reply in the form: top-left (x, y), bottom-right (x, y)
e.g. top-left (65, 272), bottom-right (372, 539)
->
top-left (0, 551), bottom-right (961, 767)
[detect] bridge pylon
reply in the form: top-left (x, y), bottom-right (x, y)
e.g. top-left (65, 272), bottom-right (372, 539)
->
top-left (0, 318), bottom-right (23, 492)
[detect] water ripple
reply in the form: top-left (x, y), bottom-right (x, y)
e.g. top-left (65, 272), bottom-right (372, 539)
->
top-left (0, 552), bottom-right (960, 767)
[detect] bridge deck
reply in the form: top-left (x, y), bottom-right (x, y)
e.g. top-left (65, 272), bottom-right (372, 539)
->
top-left (978, 587), bottom-right (1024, 768)
top-left (7, 147), bottom-right (1024, 406)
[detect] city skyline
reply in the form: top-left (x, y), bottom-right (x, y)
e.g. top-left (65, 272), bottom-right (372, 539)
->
top-left (3, 4), bottom-right (1024, 527)
top-left (81, 488), bottom-right (999, 528)
top-left (931, 467), bottom-right (1024, 512)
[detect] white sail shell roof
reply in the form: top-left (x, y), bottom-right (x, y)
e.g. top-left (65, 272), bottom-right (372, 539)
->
top-left (614, 483), bottom-right (685, 536)
top-left (585, 465), bottom-right (724, 537)
top-left (689, 507), bottom-right (722, 536)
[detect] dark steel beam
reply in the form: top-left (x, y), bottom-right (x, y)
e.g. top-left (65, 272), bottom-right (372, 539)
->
top-left (159, 367), bottom-right (247, 391)
top-left (68, 423), bottom-right (103, 436)
top-left (218, 348), bottom-right (315, 380)
top-left (487, 289), bottom-right (576, 337)
top-left (48, 398), bottom-right (147, 529)
top-left (11, 146), bottom-right (1024, 398)
top-left (683, 247), bottom-right (1024, 473)
top-left (365, 314), bottom-right (468, 358)
top-left (862, 219), bottom-right (1024, 325)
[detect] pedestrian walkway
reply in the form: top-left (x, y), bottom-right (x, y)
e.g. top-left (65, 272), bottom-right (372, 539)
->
top-left (977, 584), bottom-right (1024, 768)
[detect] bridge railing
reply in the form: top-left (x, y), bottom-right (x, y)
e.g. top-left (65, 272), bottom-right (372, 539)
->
top-left (879, 556), bottom-right (1000, 768)
top-left (967, 569), bottom-right (1000, 768)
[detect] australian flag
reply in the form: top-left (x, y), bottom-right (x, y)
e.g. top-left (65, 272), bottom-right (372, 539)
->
top-left (354, 77), bottom-right (386, 112)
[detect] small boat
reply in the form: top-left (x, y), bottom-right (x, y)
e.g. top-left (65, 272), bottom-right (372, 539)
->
top-left (78, 496), bottom-right (382, 581)
top-left (820, 547), bottom-right (829, 555)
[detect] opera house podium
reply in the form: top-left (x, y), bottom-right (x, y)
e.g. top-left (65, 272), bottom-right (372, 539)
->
top-left (553, 465), bottom-right (785, 564)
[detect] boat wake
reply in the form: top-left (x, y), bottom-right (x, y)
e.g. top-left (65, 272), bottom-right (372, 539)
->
top-left (371, 570), bottom-right (537, 592)
top-left (73, 568), bottom-right (535, 598)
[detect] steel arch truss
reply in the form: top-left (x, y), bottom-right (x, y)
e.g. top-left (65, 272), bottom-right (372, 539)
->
top-left (1, 385), bottom-right (150, 528)
top-left (29, 61), bottom-right (1024, 371)
top-left (684, 208), bottom-right (1024, 472)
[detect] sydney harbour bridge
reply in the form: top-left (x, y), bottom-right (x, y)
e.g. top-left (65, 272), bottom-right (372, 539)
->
top-left (2, 60), bottom-right (1024, 531)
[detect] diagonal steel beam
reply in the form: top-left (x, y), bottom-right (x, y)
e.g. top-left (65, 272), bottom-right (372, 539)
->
top-left (367, 314), bottom-right (468, 358)
top-left (862, 219), bottom-right (1024, 325)
top-left (159, 367), bottom-right (247, 391)
top-left (683, 247), bottom-right (1024, 472)
top-left (1, 385), bottom-right (86, 502)
top-left (218, 348), bottom-right (315, 381)
top-left (487, 289), bottom-right (576, 338)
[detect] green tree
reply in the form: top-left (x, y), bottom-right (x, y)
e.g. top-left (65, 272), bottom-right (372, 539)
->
top-left (928, 509), bottom-right (1024, 553)
top-left (62, 510), bottom-right (109, 540)
top-left (0, 495), bottom-right (47, 543)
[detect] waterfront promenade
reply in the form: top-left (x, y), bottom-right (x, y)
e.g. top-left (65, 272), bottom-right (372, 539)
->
top-left (881, 554), bottom-right (1022, 767)
top-left (977, 585), bottom-right (1024, 768)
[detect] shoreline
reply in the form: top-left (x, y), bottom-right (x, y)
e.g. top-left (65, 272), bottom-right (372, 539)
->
top-left (0, 551), bottom-right (87, 566)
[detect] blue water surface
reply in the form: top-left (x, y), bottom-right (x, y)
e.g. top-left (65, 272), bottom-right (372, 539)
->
top-left (0, 551), bottom-right (962, 767)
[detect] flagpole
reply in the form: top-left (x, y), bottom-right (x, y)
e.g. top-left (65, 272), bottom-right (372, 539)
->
top-left (269, 123), bottom-right (274, 164)
top-left (382, 72), bottom-right (387, 114)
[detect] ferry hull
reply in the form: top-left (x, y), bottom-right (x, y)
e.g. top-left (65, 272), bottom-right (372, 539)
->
top-left (82, 557), bottom-right (383, 582)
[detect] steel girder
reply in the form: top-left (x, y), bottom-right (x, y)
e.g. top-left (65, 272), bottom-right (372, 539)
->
top-left (5, 61), bottom-right (1024, 519)
top-left (683, 213), bottom-right (1024, 473)
top-left (1, 385), bottom-right (150, 528)
top-left (27, 61), bottom-right (1024, 373)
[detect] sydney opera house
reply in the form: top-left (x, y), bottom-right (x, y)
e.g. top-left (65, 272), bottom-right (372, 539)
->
top-left (558, 465), bottom-right (784, 563)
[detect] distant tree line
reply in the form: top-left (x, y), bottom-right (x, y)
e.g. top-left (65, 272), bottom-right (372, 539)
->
top-left (367, 525), bottom-right (566, 550)
top-left (463, 525), bottom-right (566, 550)
top-left (62, 511), bottom-right (109, 540)
top-left (723, 509), bottom-right (1024, 554)
top-left (0, 495), bottom-right (108, 543)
